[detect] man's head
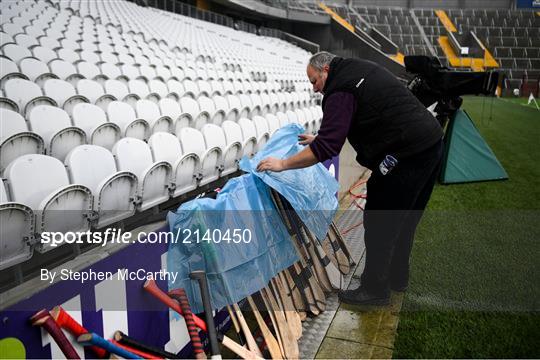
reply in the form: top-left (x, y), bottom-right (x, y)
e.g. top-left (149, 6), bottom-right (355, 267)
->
top-left (307, 51), bottom-right (336, 94)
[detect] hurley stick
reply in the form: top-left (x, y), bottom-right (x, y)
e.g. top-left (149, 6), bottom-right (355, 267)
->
top-left (78, 333), bottom-right (139, 359)
top-left (272, 277), bottom-right (302, 340)
top-left (281, 270), bottom-right (307, 321)
top-left (324, 228), bottom-right (350, 275)
top-left (226, 305), bottom-right (246, 346)
top-left (288, 264), bottom-right (319, 316)
top-left (30, 309), bottom-right (80, 359)
top-left (143, 280), bottom-right (261, 359)
top-left (269, 189), bottom-right (323, 314)
top-left (50, 306), bottom-right (107, 358)
top-left (246, 296), bottom-right (282, 359)
top-left (168, 289), bottom-right (206, 359)
top-left (231, 303), bottom-right (263, 357)
top-left (301, 225), bottom-right (342, 290)
top-left (114, 331), bottom-right (180, 359)
top-left (330, 222), bottom-right (355, 266)
top-left (259, 291), bottom-right (286, 358)
top-left (261, 287), bottom-right (299, 359)
top-left (276, 194), bottom-right (326, 311)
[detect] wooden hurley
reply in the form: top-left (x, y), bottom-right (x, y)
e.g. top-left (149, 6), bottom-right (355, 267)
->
top-left (232, 303), bottom-right (263, 357)
top-left (261, 287), bottom-right (299, 359)
top-left (246, 296), bottom-right (282, 359)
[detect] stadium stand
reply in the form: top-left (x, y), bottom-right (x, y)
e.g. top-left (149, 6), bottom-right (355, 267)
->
top-left (0, 0), bottom-right (321, 275)
top-left (311, 2), bottom-right (538, 94)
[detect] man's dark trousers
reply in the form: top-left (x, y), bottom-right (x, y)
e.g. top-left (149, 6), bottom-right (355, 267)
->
top-left (360, 139), bottom-right (443, 294)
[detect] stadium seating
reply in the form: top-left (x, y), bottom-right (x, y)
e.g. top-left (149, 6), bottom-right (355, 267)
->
top-left (0, 0), bottom-right (317, 270)
top-left (4, 154), bottom-right (93, 253)
top-left (0, 108), bottom-right (44, 172)
top-left (148, 132), bottom-right (200, 197)
top-left (65, 145), bottom-right (138, 228)
top-left (0, 179), bottom-right (34, 270)
top-left (112, 138), bottom-right (172, 211)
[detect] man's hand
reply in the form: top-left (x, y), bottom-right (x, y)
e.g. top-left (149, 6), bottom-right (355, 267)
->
top-left (298, 134), bottom-right (316, 145)
top-left (256, 157), bottom-right (285, 172)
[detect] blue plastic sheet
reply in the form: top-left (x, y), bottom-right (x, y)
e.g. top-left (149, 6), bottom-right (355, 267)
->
top-left (166, 174), bottom-right (298, 313)
top-left (240, 123), bottom-right (339, 241)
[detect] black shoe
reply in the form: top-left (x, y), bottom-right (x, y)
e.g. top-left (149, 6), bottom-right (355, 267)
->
top-left (338, 287), bottom-right (390, 306)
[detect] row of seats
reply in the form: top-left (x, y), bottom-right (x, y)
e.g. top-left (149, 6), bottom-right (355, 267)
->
top-left (0, 88), bottom-right (321, 169)
top-left (0, 55), bottom-right (299, 99)
top-left (0, 105), bottom-right (322, 270)
top-left (0, 36), bottom-right (282, 87)
top-left (0, 75), bottom-right (313, 118)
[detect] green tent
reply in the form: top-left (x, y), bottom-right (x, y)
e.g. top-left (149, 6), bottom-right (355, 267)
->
top-left (440, 109), bottom-right (508, 184)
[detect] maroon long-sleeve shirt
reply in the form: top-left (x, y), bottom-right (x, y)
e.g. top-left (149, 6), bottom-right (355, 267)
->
top-left (309, 92), bottom-right (357, 162)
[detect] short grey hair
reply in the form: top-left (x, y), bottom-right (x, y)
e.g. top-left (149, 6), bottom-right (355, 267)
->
top-left (308, 51), bottom-right (336, 71)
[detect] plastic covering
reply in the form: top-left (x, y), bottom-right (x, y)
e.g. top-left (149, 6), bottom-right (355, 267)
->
top-left (240, 123), bottom-right (339, 240)
top-left (167, 174), bottom-right (298, 313)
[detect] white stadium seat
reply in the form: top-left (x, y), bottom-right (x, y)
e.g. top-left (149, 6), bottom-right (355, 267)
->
top-left (199, 95), bottom-right (225, 126)
top-left (148, 79), bottom-right (169, 99)
top-left (225, 94), bottom-right (243, 121)
top-left (265, 113), bottom-right (281, 136)
top-left (76, 79), bottom-right (116, 110)
top-left (0, 179), bottom-right (34, 270)
top-left (286, 109), bottom-right (300, 124)
top-left (19, 58), bottom-right (56, 86)
top-left (4, 154), bottom-right (93, 253)
top-left (252, 116), bottom-right (271, 150)
top-left (222, 120), bottom-right (253, 159)
top-left (128, 79), bottom-right (158, 102)
top-left (135, 99), bottom-right (172, 133)
top-left (112, 138), bottom-right (172, 210)
top-left (107, 101), bottom-right (149, 140)
top-left (43, 79), bottom-right (89, 114)
top-left (197, 80), bottom-right (212, 97)
top-left (104, 79), bottom-right (129, 102)
top-left (28, 105), bottom-right (86, 161)
top-left (148, 132), bottom-right (200, 197)
top-left (3, 78), bottom-right (56, 115)
top-left (72, 103), bottom-right (120, 150)
top-left (0, 108), bottom-right (44, 172)
top-left (0, 56), bottom-right (26, 86)
top-left (202, 124), bottom-right (242, 176)
top-left (49, 59), bottom-right (84, 85)
top-left (276, 111), bottom-right (289, 127)
top-left (166, 79), bottom-right (184, 101)
top-left (238, 93), bottom-right (253, 117)
top-left (178, 127), bottom-right (222, 186)
top-left (1, 43), bottom-right (32, 64)
top-left (65, 145), bottom-right (137, 228)
top-left (237, 118), bottom-right (258, 157)
top-left (119, 64), bottom-right (141, 82)
top-left (182, 79), bottom-right (199, 98)
top-left (177, 96), bottom-right (207, 131)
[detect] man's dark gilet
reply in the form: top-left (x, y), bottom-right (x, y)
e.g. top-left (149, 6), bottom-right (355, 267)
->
top-left (322, 57), bottom-right (443, 169)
